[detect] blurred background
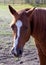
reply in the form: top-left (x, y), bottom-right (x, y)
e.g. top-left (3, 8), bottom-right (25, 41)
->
top-left (0, 0), bottom-right (46, 65)
top-left (0, 0), bottom-right (46, 4)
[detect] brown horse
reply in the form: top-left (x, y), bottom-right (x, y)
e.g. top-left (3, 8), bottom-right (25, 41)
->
top-left (9, 5), bottom-right (46, 65)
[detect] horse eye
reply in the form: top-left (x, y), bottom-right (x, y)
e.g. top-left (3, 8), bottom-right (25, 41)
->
top-left (11, 24), bottom-right (15, 29)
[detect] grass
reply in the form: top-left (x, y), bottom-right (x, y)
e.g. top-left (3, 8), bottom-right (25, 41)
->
top-left (0, 4), bottom-right (33, 10)
top-left (11, 4), bottom-right (33, 10)
top-left (31, 4), bottom-right (46, 8)
top-left (0, 4), bottom-right (46, 10)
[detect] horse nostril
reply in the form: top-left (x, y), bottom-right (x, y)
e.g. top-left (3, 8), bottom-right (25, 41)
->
top-left (11, 48), bottom-right (23, 57)
top-left (11, 48), bottom-right (18, 57)
top-left (18, 49), bottom-right (22, 55)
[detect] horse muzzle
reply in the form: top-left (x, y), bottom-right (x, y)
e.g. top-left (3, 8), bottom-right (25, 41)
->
top-left (11, 47), bottom-right (23, 57)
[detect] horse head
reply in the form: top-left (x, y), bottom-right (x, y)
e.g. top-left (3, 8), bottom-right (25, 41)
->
top-left (9, 5), bottom-right (35, 57)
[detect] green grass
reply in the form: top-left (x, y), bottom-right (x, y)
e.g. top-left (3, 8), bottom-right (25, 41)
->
top-left (0, 4), bottom-right (33, 10)
top-left (32, 4), bottom-right (46, 7)
top-left (0, 4), bottom-right (7, 10)
top-left (0, 4), bottom-right (46, 10)
top-left (11, 4), bottom-right (33, 10)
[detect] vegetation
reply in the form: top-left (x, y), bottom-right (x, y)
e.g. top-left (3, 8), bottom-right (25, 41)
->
top-left (0, 4), bottom-right (46, 10)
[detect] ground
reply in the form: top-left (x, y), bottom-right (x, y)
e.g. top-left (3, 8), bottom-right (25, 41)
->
top-left (0, 36), bottom-right (40, 65)
top-left (0, 4), bottom-right (40, 65)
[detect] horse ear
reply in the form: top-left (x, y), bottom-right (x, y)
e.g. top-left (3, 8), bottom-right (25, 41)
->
top-left (26, 7), bottom-right (35, 17)
top-left (8, 5), bottom-right (18, 17)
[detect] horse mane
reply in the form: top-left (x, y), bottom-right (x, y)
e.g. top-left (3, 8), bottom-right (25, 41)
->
top-left (18, 8), bottom-right (31, 14)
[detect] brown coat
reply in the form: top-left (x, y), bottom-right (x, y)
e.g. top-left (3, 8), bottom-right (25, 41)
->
top-left (32, 8), bottom-right (46, 65)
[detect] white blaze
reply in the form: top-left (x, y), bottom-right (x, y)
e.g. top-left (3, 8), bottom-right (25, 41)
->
top-left (12, 20), bottom-right (22, 54)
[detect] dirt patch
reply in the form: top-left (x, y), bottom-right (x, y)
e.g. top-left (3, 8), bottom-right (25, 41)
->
top-left (0, 35), bottom-right (40, 65)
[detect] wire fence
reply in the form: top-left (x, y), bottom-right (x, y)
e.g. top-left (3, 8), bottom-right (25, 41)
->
top-left (0, 0), bottom-right (46, 4)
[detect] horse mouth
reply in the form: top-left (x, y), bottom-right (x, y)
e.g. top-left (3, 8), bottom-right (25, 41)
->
top-left (11, 48), bottom-right (23, 57)
top-left (14, 53), bottom-right (22, 57)
top-left (13, 51), bottom-right (22, 57)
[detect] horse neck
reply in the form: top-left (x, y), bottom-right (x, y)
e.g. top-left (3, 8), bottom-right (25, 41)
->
top-left (30, 9), bottom-right (46, 42)
top-left (30, 13), bottom-right (38, 39)
top-left (30, 9), bottom-right (41, 40)
top-left (30, 15), bottom-right (34, 36)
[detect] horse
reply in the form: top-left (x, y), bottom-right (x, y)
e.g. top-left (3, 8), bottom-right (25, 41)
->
top-left (8, 5), bottom-right (46, 65)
